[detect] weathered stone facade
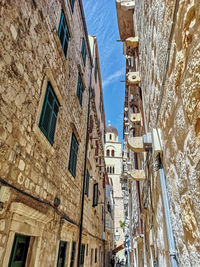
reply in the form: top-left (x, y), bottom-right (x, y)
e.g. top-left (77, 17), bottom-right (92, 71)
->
top-left (116, 0), bottom-right (200, 266)
top-left (0, 1), bottom-right (106, 266)
top-left (105, 124), bottom-right (124, 260)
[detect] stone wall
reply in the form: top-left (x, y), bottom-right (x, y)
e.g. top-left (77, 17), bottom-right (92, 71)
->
top-left (135, 0), bottom-right (200, 266)
top-left (0, 0), bottom-right (105, 266)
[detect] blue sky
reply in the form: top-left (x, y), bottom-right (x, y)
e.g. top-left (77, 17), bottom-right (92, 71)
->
top-left (82, 0), bottom-right (125, 142)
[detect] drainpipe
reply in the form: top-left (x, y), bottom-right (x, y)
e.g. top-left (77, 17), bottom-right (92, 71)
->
top-left (158, 162), bottom-right (178, 267)
top-left (77, 64), bottom-right (93, 267)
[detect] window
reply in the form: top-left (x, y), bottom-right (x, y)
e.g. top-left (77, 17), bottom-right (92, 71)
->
top-left (86, 244), bottom-right (88, 256)
top-left (85, 169), bottom-right (90, 197)
top-left (91, 248), bottom-right (93, 265)
top-left (109, 134), bottom-right (112, 140)
top-left (95, 58), bottom-right (97, 82)
top-left (80, 244), bottom-right (85, 265)
top-left (68, 133), bottom-right (79, 177)
top-left (95, 248), bottom-right (97, 263)
top-left (77, 73), bottom-right (85, 106)
top-left (70, 242), bottom-right (76, 267)
top-left (57, 241), bottom-right (67, 267)
top-left (113, 167), bottom-right (115, 174)
top-left (106, 149), bottom-right (110, 157)
top-left (58, 10), bottom-right (70, 57)
top-left (39, 82), bottom-right (60, 145)
top-left (81, 38), bottom-right (87, 66)
top-left (93, 183), bottom-right (98, 207)
top-left (8, 234), bottom-right (30, 267)
top-left (69, 0), bottom-right (75, 12)
top-left (111, 150), bottom-right (115, 157)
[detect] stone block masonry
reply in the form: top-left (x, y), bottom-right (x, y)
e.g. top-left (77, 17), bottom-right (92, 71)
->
top-left (0, 0), bottom-right (105, 266)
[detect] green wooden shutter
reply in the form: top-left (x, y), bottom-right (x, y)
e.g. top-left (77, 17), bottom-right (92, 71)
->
top-left (68, 133), bottom-right (79, 177)
top-left (80, 244), bottom-right (85, 265)
top-left (9, 234), bottom-right (30, 267)
top-left (57, 241), bottom-right (67, 267)
top-left (58, 11), bottom-right (70, 57)
top-left (39, 83), bottom-right (60, 145)
top-left (70, 242), bottom-right (76, 267)
top-left (93, 183), bottom-right (98, 207)
top-left (85, 169), bottom-right (90, 196)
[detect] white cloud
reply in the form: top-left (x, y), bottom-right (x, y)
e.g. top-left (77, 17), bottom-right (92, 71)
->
top-left (102, 68), bottom-right (125, 87)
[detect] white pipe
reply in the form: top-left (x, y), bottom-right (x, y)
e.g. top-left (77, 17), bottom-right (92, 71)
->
top-left (159, 168), bottom-right (178, 267)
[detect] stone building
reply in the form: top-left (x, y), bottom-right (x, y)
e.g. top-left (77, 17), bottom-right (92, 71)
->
top-left (116, 0), bottom-right (200, 267)
top-left (0, 1), bottom-right (106, 266)
top-left (104, 123), bottom-right (124, 260)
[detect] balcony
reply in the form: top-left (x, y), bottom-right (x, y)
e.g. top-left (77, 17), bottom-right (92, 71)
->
top-left (130, 169), bottom-right (146, 181)
top-left (127, 136), bottom-right (145, 152)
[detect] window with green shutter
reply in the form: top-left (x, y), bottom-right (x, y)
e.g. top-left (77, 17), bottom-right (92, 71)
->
top-left (39, 82), bottom-right (60, 145)
top-left (68, 133), bottom-right (79, 177)
top-left (85, 169), bottom-right (90, 197)
top-left (57, 241), bottom-right (67, 267)
top-left (70, 242), bottom-right (76, 267)
top-left (58, 11), bottom-right (70, 57)
top-left (93, 183), bottom-right (98, 207)
top-left (69, 0), bottom-right (76, 12)
top-left (8, 234), bottom-right (30, 267)
top-left (76, 73), bottom-right (85, 106)
top-left (80, 244), bottom-right (85, 266)
top-left (81, 38), bottom-right (87, 66)
top-left (94, 58), bottom-right (97, 82)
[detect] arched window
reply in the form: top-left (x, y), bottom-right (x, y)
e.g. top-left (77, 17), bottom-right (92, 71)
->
top-left (111, 150), bottom-right (115, 157)
top-left (106, 149), bottom-right (110, 157)
top-left (110, 166), bottom-right (112, 174)
top-left (113, 167), bottom-right (115, 174)
top-left (109, 134), bottom-right (112, 140)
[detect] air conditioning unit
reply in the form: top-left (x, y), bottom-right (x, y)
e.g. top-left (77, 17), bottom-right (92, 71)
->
top-left (121, 1), bottom-right (135, 10)
top-left (125, 36), bottom-right (139, 48)
top-left (127, 72), bottom-right (141, 85)
top-left (130, 113), bottom-right (141, 123)
top-left (152, 128), bottom-right (162, 156)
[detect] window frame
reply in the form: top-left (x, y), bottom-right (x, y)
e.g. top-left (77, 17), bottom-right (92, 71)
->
top-left (58, 10), bottom-right (70, 58)
top-left (70, 241), bottom-right (76, 267)
top-left (57, 240), bottom-right (67, 267)
top-left (85, 169), bottom-right (90, 197)
top-left (68, 133), bottom-right (79, 178)
top-left (39, 82), bottom-right (60, 145)
top-left (80, 244), bottom-right (85, 265)
top-left (8, 234), bottom-right (30, 267)
top-left (81, 38), bottom-right (87, 66)
top-left (69, 0), bottom-right (76, 12)
top-left (93, 183), bottom-right (98, 207)
top-left (76, 73), bottom-right (85, 106)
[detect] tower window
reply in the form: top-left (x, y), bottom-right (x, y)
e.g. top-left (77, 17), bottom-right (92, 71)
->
top-left (109, 134), bottom-right (112, 140)
top-left (106, 149), bottom-right (110, 157)
top-left (111, 150), bottom-right (115, 157)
